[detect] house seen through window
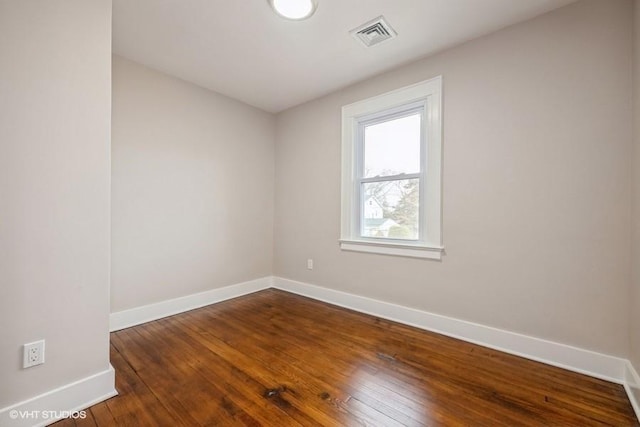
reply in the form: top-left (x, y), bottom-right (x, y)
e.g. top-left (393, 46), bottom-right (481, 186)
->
top-left (361, 111), bottom-right (421, 240)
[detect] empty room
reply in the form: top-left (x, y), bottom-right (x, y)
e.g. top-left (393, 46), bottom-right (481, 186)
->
top-left (2, 0), bottom-right (640, 425)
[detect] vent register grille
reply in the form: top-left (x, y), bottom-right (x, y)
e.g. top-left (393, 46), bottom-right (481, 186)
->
top-left (350, 16), bottom-right (397, 47)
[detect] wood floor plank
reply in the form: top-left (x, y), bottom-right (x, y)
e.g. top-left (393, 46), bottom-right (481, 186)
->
top-left (106, 342), bottom-right (180, 426)
top-left (110, 330), bottom-right (208, 426)
top-left (157, 316), bottom-right (347, 426)
top-left (238, 290), bottom-right (637, 425)
top-left (118, 327), bottom-right (245, 427)
top-left (172, 310), bottom-right (378, 425)
top-left (139, 318), bottom-right (308, 426)
top-left (53, 289), bottom-right (639, 426)
top-left (87, 403), bottom-right (115, 426)
top-left (72, 409), bottom-right (97, 427)
top-left (170, 310), bottom-right (376, 426)
top-left (213, 293), bottom-right (545, 425)
top-left (185, 302), bottom-right (460, 425)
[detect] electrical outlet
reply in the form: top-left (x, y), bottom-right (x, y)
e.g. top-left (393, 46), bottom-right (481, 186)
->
top-left (307, 259), bottom-right (314, 270)
top-left (23, 340), bottom-right (45, 368)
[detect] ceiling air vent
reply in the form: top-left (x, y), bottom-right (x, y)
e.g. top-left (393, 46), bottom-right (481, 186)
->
top-left (350, 16), bottom-right (397, 48)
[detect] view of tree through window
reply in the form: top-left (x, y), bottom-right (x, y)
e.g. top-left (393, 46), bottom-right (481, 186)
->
top-left (361, 113), bottom-right (421, 240)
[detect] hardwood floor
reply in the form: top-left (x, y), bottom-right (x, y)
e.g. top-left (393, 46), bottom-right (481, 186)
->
top-left (54, 289), bottom-right (638, 426)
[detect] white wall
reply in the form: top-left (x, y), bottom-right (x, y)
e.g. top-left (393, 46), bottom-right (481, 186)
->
top-left (111, 56), bottom-right (275, 312)
top-left (632, 0), bottom-right (640, 371)
top-left (275, 0), bottom-right (633, 357)
top-left (0, 0), bottom-right (112, 409)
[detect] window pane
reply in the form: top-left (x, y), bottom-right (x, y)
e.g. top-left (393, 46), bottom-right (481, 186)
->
top-left (362, 179), bottom-right (419, 240)
top-left (364, 113), bottom-right (421, 178)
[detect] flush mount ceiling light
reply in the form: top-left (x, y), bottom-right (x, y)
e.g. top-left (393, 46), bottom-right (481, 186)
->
top-left (269, 0), bottom-right (317, 20)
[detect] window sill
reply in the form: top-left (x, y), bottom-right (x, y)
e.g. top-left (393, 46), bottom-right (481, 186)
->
top-left (339, 239), bottom-right (443, 260)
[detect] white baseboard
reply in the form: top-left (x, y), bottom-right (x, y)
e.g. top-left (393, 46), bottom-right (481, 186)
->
top-left (4, 276), bottom-right (633, 425)
top-left (110, 276), bottom-right (272, 332)
top-left (108, 274), bottom-right (629, 384)
top-left (272, 276), bottom-right (627, 384)
top-left (624, 361), bottom-right (640, 420)
top-left (105, 274), bottom-right (637, 421)
top-left (0, 365), bottom-right (117, 427)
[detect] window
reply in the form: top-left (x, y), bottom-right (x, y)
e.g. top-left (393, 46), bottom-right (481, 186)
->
top-left (340, 76), bottom-right (443, 259)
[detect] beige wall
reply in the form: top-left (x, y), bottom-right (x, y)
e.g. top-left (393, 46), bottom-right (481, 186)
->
top-left (1, 0), bottom-right (635, 415)
top-left (0, 0), bottom-right (112, 408)
top-left (632, 0), bottom-right (640, 370)
top-left (275, 0), bottom-right (633, 356)
top-left (111, 56), bottom-right (275, 312)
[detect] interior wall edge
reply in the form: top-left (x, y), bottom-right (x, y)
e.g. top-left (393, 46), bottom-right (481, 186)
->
top-left (0, 366), bottom-right (116, 427)
top-left (624, 361), bottom-right (640, 420)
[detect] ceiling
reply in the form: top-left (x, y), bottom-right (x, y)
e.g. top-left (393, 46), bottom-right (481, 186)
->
top-left (113, 0), bottom-right (577, 113)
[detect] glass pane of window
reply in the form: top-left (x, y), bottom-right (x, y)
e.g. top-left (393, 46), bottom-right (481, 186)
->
top-left (364, 113), bottom-right (421, 178)
top-left (362, 179), bottom-right (419, 240)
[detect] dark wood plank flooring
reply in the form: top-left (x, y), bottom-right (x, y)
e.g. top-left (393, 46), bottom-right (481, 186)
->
top-left (54, 289), bottom-right (638, 426)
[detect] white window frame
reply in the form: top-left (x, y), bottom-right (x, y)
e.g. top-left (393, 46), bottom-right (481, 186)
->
top-left (340, 76), bottom-right (443, 260)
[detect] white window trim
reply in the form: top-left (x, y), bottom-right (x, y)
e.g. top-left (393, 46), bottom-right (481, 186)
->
top-left (340, 76), bottom-right (443, 260)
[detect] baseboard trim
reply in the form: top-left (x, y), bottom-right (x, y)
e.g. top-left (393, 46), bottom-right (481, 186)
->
top-left (6, 277), bottom-right (632, 425)
top-left (624, 361), bottom-right (640, 420)
top-left (272, 276), bottom-right (626, 385)
top-left (110, 276), bottom-right (272, 332)
top-left (0, 365), bottom-right (117, 427)
top-left (106, 274), bottom-right (637, 420)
